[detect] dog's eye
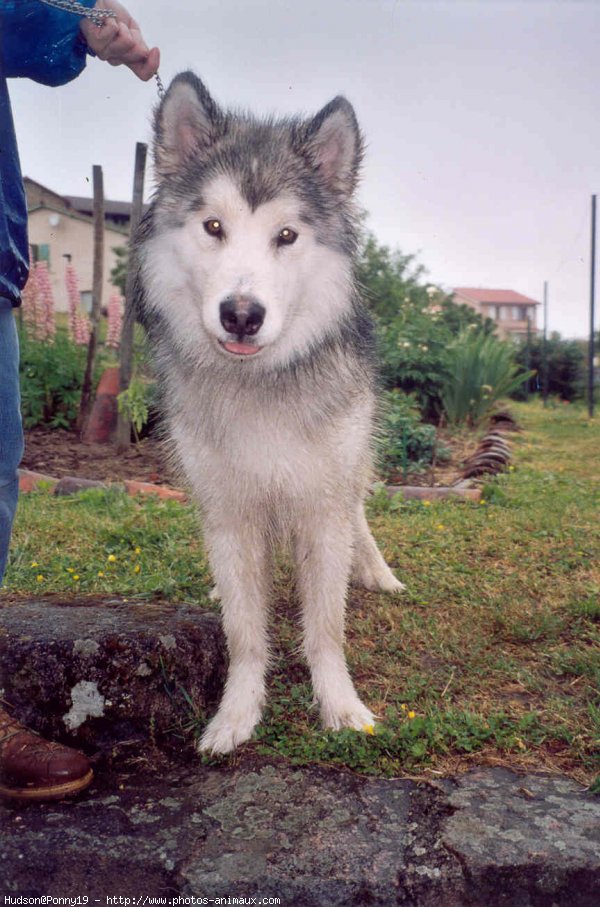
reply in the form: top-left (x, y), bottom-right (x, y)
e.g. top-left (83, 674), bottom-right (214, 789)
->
top-left (277, 227), bottom-right (298, 246)
top-left (204, 218), bottom-right (224, 239)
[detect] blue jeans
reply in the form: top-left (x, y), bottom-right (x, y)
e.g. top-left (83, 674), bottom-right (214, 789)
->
top-left (0, 298), bottom-right (23, 584)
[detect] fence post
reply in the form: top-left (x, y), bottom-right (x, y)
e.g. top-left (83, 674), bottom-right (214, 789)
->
top-left (116, 142), bottom-right (148, 451)
top-left (78, 164), bottom-right (104, 434)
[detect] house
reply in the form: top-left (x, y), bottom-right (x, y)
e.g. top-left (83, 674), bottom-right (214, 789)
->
top-left (452, 287), bottom-right (540, 340)
top-left (24, 177), bottom-right (131, 313)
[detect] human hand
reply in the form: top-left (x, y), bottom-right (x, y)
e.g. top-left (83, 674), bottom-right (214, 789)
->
top-left (80, 0), bottom-right (160, 82)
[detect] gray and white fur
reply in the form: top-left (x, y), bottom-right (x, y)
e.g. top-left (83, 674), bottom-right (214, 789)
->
top-left (134, 72), bottom-right (404, 754)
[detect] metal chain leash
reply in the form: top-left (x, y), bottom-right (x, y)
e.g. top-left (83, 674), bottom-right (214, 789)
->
top-left (37, 0), bottom-right (117, 27)
top-left (37, 0), bottom-right (166, 99)
top-left (155, 72), bottom-right (166, 100)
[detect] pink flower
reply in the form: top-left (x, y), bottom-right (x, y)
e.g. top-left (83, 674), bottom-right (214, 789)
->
top-left (106, 292), bottom-right (123, 349)
top-left (65, 263), bottom-right (90, 346)
top-left (30, 261), bottom-right (56, 342)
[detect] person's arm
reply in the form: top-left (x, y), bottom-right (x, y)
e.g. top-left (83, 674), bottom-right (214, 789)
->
top-left (80, 0), bottom-right (159, 82)
top-left (0, 0), bottom-right (159, 86)
top-left (0, 0), bottom-right (96, 86)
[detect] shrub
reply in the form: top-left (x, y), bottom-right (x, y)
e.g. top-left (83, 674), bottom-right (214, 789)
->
top-left (19, 329), bottom-right (86, 428)
top-left (19, 327), bottom-right (108, 429)
top-left (357, 233), bottom-right (496, 419)
top-left (440, 330), bottom-right (533, 427)
top-left (512, 332), bottom-right (585, 401)
top-left (117, 377), bottom-right (157, 440)
top-left (376, 390), bottom-right (450, 481)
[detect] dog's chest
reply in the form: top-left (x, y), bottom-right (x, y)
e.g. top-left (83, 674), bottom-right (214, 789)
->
top-left (171, 382), bottom-right (370, 496)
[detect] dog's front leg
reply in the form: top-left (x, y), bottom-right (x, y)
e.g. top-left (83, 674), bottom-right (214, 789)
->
top-left (295, 509), bottom-right (375, 732)
top-left (198, 520), bottom-right (270, 754)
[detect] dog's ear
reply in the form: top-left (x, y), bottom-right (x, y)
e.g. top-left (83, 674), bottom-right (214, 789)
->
top-left (153, 72), bottom-right (223, 179)
top-left (301, 97), bottom-right (363, 196)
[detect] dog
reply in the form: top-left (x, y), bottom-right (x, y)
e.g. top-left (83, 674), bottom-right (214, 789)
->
top-left (134, 72), bottom-right (404, 754)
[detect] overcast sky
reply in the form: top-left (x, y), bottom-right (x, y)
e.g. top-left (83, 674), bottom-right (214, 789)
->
top-left (10, 0), bottom-right (600, 338)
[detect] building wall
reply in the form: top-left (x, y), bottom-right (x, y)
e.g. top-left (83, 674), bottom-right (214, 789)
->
top-left (454, 293), bottom-right (538, 340)
top-left (27, 208), bottom-right (125, 313)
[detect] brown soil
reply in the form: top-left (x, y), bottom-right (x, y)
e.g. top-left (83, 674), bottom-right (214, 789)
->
top-left (22, 427), bottom-right (177, 487)
top-left (22, 425), bottom-right (472, 490)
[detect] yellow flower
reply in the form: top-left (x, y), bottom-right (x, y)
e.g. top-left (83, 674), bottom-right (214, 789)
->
top-left (107, 554), bottom-right (117, 563)
top-left (435, 524), bottom-right (445, 531)
top-left (36, 574), bottom-right (44, 583)
top-left (72, 574), bottom-right (80, 581)
top-left (363, 724), bottom-right (375, 735)
top-left (480, 499), bottom-right (487, 505)
top-left (400, 703), bottom-right (407, 711)
top-left (97, 571), bottom-right (105, 577)
top-left (30, 561), bottom-right (39, 568)
top-left (66, 567), bottom-right (75, 573)
top-left (134, 564), bottom-right (141, 574)
top-left (408, 710), bottom-right (416, 720)
top-left (423, 500), bottom-right (431, 507)
top-left (134, 547), bottom-right (141, 555)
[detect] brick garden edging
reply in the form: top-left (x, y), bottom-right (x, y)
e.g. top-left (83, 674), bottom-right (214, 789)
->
top-left (19, 468), bottom-right (480, 504)
top-left (18, 468), bottom-right (188, 503)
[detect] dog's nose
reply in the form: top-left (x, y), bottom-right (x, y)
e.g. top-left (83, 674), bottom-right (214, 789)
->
top-left (219, 297), bottom-right (265, 338)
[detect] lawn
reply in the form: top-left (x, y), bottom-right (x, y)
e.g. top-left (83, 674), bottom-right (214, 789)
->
top-left (4, 400), bottom-right (599, 787)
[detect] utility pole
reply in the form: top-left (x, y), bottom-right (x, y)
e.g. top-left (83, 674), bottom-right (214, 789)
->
top-left (542, 280), bottom-right (549, 407)
top-left (589, 194), bottom-right (597, 418)
top-left (525, 315), bottom-right (531, 402)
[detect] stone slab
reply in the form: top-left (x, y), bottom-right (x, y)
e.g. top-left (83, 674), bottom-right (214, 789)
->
top-left (0, 597), bottom-right (226, 758)
top-left (0, 764), bottom-right (598, 905)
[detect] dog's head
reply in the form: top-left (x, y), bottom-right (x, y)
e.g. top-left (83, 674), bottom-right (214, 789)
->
top-left (142, 72), bottom-right (364, 366)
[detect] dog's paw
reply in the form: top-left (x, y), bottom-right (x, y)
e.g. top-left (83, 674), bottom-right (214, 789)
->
top-left (381, 574), bottom-right (406, 595)
top-left (356, 568), bottom-right (406, 595)
top-left (197, 708), bottom-right (260, 755)
top-left (321, 698), bottom-right (376, 733)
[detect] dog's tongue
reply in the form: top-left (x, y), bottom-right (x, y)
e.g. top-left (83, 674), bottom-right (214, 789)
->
top-left (223, 341), bottom-right (261, 356)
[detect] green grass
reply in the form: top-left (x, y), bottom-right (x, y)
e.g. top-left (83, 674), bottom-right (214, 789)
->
top-left (4, 399), bottom-right (600, 785)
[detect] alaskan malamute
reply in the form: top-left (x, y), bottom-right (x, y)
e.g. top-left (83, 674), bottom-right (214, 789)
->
top-left (135, 72), bottom-right (404, 753)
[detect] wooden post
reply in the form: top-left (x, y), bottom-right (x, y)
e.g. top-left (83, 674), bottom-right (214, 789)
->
top-left (116, 142), bottom-right (148, 451)
top-left (78, 164), bottom-right (104, 434)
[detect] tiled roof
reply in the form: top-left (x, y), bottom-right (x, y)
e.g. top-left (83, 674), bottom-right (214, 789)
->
top-left (453, 288), bottom-right (540, 306)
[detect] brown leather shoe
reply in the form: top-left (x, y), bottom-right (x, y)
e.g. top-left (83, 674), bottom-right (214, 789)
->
top-left (0, 709), bottom-right (93, 801)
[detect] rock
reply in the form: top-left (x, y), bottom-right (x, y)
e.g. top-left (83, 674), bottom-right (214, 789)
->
top-left (382, 485), bottom-right (482, 502)
top-left (0, 596), bottom-right (227, 759)
top-left (0, 764), bottom-right (598, 904)
top-left (54, 476), bottom-right (114, 496)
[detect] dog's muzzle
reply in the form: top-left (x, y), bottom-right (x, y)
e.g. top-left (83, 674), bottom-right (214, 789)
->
top-left (219, 296), bottom-right (265, 356)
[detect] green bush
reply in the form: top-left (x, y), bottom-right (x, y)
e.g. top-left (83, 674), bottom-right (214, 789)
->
top-left (357, 232), bottom-right (496, 419)
top-left (376, 390), bottom-right (450, 481)
top-left (117, 377), bottom-right (157, 440)
top-left (512, 332), bottom-right (585, 401)
top-left (18, 327), bottom-right (108, 429)
top-left (440, 330), bottom-right (533, 427)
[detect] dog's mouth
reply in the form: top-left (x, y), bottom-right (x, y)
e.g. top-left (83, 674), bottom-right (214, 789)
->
top-left (219, 339), bottom-right (263, 357)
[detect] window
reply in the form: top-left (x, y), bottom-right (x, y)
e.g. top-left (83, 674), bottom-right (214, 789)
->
top-left (30, 243), bottom-right (50, 267)
top-left (512, 305), bottom-right (528, 321)
top-left (80, 291), bottom-right (93, 314)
